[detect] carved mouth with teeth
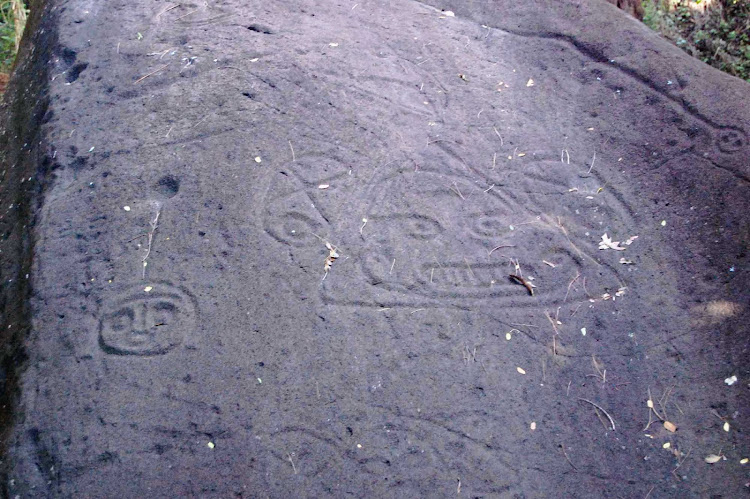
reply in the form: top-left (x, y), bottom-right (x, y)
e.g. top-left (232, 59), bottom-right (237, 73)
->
top-left (361, 252), bottom-right (550, 301)
top-left (357, 234), bottom-right (623, 305)
top-left (418, 263), bottom-right (515, 291)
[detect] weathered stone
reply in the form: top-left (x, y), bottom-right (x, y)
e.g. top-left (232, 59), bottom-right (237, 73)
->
top-left (1, 1), bottom-right (748, 496)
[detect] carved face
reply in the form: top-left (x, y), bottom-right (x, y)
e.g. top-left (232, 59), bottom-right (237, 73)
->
top-left (350, 165), bottom-right (622, 307)
top-left (98, 283), bottom-right (196, 356)
top-left (263, 151), bottom-right (632, 313)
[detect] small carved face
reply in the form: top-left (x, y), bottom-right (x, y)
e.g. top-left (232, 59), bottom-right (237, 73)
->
top-left (99, 283), bottom-right (196, 356)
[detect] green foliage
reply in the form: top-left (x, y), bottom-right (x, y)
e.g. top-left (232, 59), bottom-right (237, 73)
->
top-left (0, 0), bottom-right (28, 74)
top-left (0, 2), bottom-right (18, 71)
top-left (641, 0), bottom-right (750, 81)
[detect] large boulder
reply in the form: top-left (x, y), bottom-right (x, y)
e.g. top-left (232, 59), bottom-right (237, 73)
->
top-left (1, 0), bottom-right (748, 496)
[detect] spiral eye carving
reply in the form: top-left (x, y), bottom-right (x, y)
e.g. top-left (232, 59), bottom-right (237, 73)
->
top-left (404, 215), bottom-right (443, 240)
top-left (265, 212), bottom-right (322, 247)
top-left (473, 215), bottom-right (510, 238)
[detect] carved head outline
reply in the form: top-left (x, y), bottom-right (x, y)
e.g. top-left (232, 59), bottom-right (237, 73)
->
top-left (98, 282), bottom-right (197, 356)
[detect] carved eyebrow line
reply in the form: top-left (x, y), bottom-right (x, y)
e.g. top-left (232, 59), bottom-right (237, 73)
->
top-left (113, 294), bottom-right (184, 306)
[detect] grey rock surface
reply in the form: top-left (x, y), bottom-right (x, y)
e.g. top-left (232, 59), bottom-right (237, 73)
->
top-left (1, 0), bottom-right (748, 496)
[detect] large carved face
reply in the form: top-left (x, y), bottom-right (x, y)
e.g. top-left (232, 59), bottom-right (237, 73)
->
top-left (263, 146), bottom-right (634, 317)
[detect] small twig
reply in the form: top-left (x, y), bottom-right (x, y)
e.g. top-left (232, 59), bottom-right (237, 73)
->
top-left (563, 271), bottom-right (580, 303)
top-left (156, 4), bottom-right (180, 19)
top-left (289, 140), bottom-right (295, 162)
top-left (493, 126), bottom-right (503, 145)
top-left (287, 453), bottom-right (298, 474)
top-left (644, 486), bottom-right (655, 499)
top-left (545, 310), bottom-right (559, 335)
top-left (590, 409), bottom-right (611, 431)
top-left (126, 232), bottom-right (149, 243)
top-left (390, 259), bottom-right (396, 274)
top-left (191, 114), bottom-right (210, 129)
top-left (560, 443), bottom-right (578, 471)
top-left (658, 385), bottom-right (675, 422)
top-left (591, 356), bottom-right (606, 385)
top-left (643, 387), bottom-right (662, 430)
top-left (509, 274), bottom-right (534, 296)
top-left (672, 447), bottom-right (691, 479)
top-left (561, 148), bottom-right (570, 164)
top-left (142, 206), bottom-right (161, 279)
top-left (511, 258), bottom-right (522, 276)
top-left (587, 152), bottom-right (596, 174)
top-left (673, 401), bottom-right (684, 416)
top-left (174, 8), bottom-right (198, 21)
top-left (449, 182), bottom-right (465, 200)
top-left (134, 63), bottom-right (169, 84)
top-left (464, 258), bottom-right (476, 280)
top-left (578, 398), bottom-right (616, 431)
top-left (549, 216), bottom-right (599, 266)
top-left (488, 244), bottom-right (515, 256)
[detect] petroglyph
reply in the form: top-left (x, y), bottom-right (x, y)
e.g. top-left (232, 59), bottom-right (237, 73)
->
top-left (98, 281), bottom-right (198, 356)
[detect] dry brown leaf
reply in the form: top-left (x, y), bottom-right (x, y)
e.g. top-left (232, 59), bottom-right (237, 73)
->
top-left (664, 421), bottom-right (677, 432)
top-left (704, 454), bottom-right (722, 464)
top-left (599, 233), bottom-right (626, 251)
